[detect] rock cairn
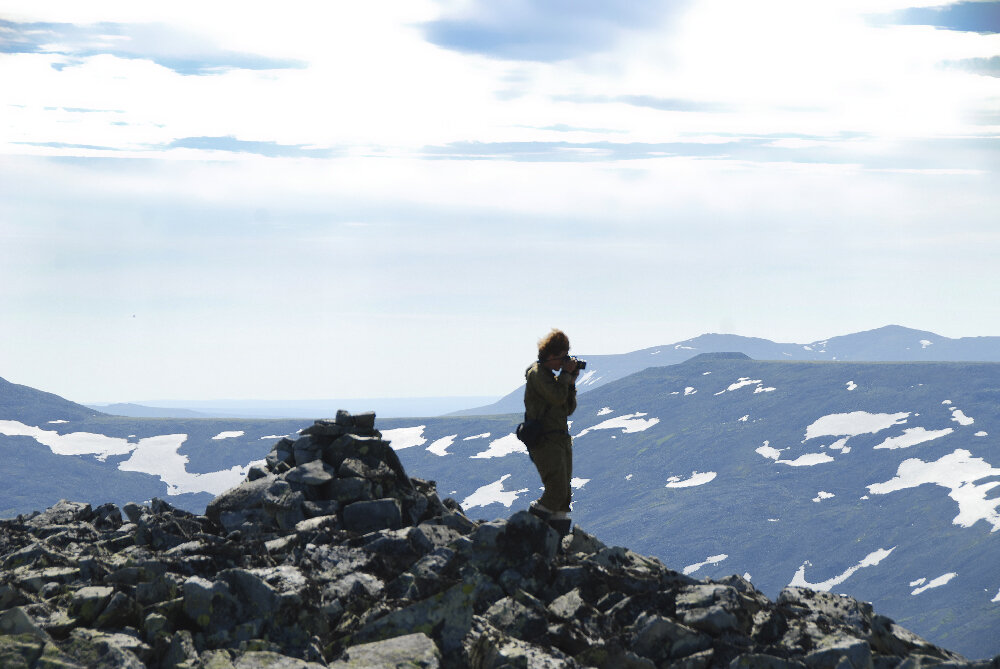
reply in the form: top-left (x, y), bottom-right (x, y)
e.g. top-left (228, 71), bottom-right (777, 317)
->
top-left (1, 411), bottom-right (994, 668)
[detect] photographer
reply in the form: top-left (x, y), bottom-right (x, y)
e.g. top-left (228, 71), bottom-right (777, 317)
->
top-left (524, 328), bottom-right (580, 536)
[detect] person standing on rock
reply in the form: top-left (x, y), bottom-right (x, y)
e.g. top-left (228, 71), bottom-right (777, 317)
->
top-left (524, 328), bottom-right (579, 536)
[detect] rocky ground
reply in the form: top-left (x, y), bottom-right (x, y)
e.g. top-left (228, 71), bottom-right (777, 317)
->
top-left (1, 411), bottom-right (996, 668)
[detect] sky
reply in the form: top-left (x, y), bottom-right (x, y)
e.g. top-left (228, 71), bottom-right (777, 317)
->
top-left (1, 0), bottom-right (999, 403)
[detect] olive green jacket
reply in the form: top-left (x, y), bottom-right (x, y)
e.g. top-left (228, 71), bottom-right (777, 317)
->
top-left (524, 362), bottom-right (577, 436)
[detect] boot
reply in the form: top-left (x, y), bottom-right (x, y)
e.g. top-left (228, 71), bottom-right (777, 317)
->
top-left (549, 518), bottom-right (572, 537)
top-left (529, 501), bottom-right (553, 521)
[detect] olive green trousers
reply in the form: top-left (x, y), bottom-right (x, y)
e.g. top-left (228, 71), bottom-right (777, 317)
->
top-left (531, 435), bottom-right (573, 513)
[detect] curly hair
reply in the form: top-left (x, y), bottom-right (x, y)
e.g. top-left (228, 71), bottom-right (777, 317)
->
top-left (537, 328), bottom-right (570, 361)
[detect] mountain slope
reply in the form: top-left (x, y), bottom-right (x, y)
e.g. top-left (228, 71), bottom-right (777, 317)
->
top-left (452, 325), bottom-right (1000, 416)
top-left (0, 376), bottom-right (105, 424)
top-left (384, 355), bottom-right (1000, 659)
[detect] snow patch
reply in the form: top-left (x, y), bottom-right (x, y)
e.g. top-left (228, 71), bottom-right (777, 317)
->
top-left (48, 420), bottom-right (69, 424)
top-left (874, 427), bottom-right (954, 450)
top-left (576, 413), bottom-right (660, 438)
top-left (577, 370), bottom-right (602, 387)
top-left (993, 589), bottom-right (1000, 603)
top-left (212, 431), bottom-right (245, 440)
top-left (597, 407), bottom-right (613, 416)
top-left (756, 442), bottom-right (834, 467)
top-left (828, 438), bottom-right (850, 453)
top-left (461, 474), bottom-right (529, 510)
top-left (0, 418), bottom-right (267, 496)
top-left (949, 408), bottom-right (974, 426)
top-left (380, 426), bottom-right (427, 450)
top-left (427, 435), bottom-right (457, 457)
top-left (571, 477), bottom-right (590, 489)
top-left (118, 434), bottom-right (253, 495)
top-left (715, 377), bottom-right (773, 395)
top-left (0, 420), bottom-right (136, 459)
top-left (464, 433), bottom-right (490, 440)
top-left (813, 491), bottom-right (835, 502)
top-left (920, 339), bottom-right (933, 349)
top-left (805, 411), bottom-right (910, 440)
top-left (975, 431), bottom-right (988, 437)
top-left (683, 554), bottom-right (728, 576)
top-left (912, 573), bottom-right (957, 595)
top-left (625, 474), bottom-right (634, 481)
top-left (666, 471), bottom-right (718, 488)
top-left (684, 387), bottom-right (697, 396)
top-left (790, 547), bottom-right (896, 591)
top-left (846, 381), bottom-right (857, 391)
top-left (738, 415), bottom-right (749, 422)
top-left (471, 434), bottom-right (526, 459)
top-left (868, 449), bottom-right (1000, 531)
top-left (260, 434), bottom-right (291, 440)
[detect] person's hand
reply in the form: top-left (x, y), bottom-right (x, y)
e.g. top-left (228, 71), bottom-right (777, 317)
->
top-left (561, 356), bottom-right (578, 374)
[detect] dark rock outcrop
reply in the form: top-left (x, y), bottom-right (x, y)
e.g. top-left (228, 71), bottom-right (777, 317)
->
top-left (1, 411), bottom-right (995, 668)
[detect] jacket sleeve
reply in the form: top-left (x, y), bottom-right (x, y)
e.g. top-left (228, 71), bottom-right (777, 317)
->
top-left (567, 382), bottom-right (577, 416)
top-left (527, 366), bottom-right (574, 407)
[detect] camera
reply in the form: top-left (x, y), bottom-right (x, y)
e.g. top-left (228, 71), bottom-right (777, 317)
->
top-left (567, 356), bottom-right (587, 370)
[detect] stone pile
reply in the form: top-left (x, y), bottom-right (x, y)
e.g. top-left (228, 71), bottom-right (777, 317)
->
top-left (1, 411), bottom-right (995, 668)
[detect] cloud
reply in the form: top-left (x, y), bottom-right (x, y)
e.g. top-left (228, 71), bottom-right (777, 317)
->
top-left (557, 94), bottom-right (736, 113)
top-left (419, 136), bottom-right (999, 172)
top-left (0, 19), bottom-right (306, 74)
top-left (946, 55), bottom-right (1000, 76)
top-left (422, 0), bottom-right (691, 61)
top-left (878, 2), bottom-right (1000, 34)
top-left (165, 137), bottom-right (338, 159)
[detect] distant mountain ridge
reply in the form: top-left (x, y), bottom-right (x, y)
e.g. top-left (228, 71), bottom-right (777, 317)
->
top-left (452, 324), bottom-right (1000, 416)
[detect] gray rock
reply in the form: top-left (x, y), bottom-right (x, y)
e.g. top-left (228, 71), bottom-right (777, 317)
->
top-left (292, 436), bottom-right (321, 466)
top-left (730, 654), bottom-right (809, 669)
top-left (803, 636), bottom-right (872, 669)
top-left (60, 628), bottom-right (149, 668)
top-left (285, 460), bottom-right (336, 487)
top-left (325, 477), bottom-right (373, 504)
top-left (163, 630), bottom-right (198, 669)
top-left (331, 632), bottom-right (440, 668)
top-left (631, 612), bottom-right (712, 663)
top-left (0, 634), bottom-right (45, 669)
top-left (233, 650), bottom-right (326, 668)
top-left (354, 572), bottom-right (496, 654)
top-left (25, 500), bottom-right (92, 528)
top-left (205, 475), bottom-right (277, 526)
top-left (69, 586), bottom-right (114, 624)
top-left (0, 608), bottom-right (51, 641)
top-left (343, 498), bottom-right (402, 533)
